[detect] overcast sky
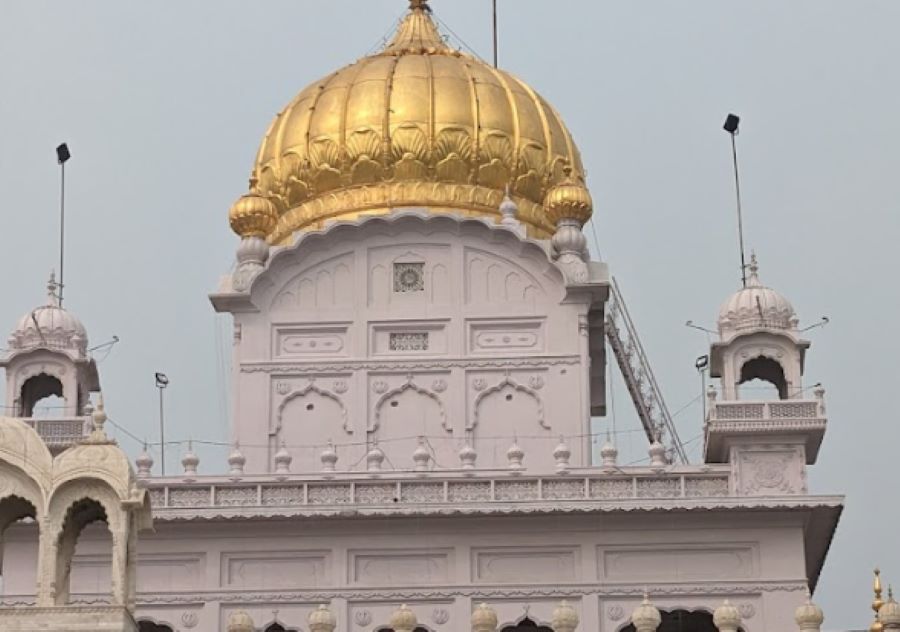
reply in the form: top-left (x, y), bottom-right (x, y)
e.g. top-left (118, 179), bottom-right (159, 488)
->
top-left (1, 1), bottom-right (898, 627)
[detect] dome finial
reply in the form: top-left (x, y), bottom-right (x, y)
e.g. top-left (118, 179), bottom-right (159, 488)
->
top-left (46, 270), bottom-right (60, 307)
top-left (409, 0), bottom-right (431, 12)
top-left (747, 251), bottom-right (761, 287)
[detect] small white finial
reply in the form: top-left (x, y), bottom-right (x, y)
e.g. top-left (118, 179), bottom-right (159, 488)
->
top-left (506, 439), bottom-right (525, 473)
top-left (274, 440), bottom-right (292, 475)
top-left (648, 436), bottom-right (667, 469)
top-left (320, 440), bottom-right (338, 475)
top-left (553, 435), bottom-right (571, 474)
top-left (389, 604), bottom-right (418, 632)
top-left (459, 442), bottom-right (477, 470)
top-left (181, 440), bottom-right (199, 478)
top-left (630, 593), bottom-right (661, 632)
top-left (413, 436), bottom-right (431, 473)
top-left (227, 611), bottom-right (255, 632)
top-left (600, 433), bottom-right (619, 470)
top-left (500, 186), bottom-right (520, 227)
top-left (746, 252), bottom-right (761, 287)
top-left (86, 393), bottom-right (111, 443)
top-left (135, 443), bottom-right (154, 478)
top-left (227, 442), bottom-right (246, 476)
top-left (366, 442), bottom-right (385, 473)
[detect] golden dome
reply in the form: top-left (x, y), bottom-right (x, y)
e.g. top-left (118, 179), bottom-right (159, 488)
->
top-left (242, 0), bottom-right (590, 243)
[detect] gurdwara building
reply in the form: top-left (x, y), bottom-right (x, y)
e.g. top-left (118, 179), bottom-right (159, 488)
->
top-left (0, 2), bottom-right (849, 631)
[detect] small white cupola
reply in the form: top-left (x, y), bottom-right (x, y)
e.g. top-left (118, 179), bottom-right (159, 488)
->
top-left (704, 255), bottom-right (827, 473)
top-left (710, 254), bottom-right (809, 400)
top-left (1, 273), bottom-right (99, 423)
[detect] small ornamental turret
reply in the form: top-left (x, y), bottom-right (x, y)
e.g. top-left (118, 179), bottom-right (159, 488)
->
top-left (228, 442), bottom-right (246, 477)
top-left (308, 604), bottom-right (337, 632)
top-left (181, 441), bottom-right (199, 479)
top-left (552, 600), bottom-right (580, 632)
top-left (320, 440), bottom-right (338, 475)
top-left (712, 600), bottom-right (741, 632)
top-left (459, 442), bottom-right (477, 470)
top-left (229, 192), bottom-right (276, 291)
top-left (553, 436), bottom-right (571, 474)
top-left (86, 395), bottom-right (112, 444)
top-left (389, 604), bottom-right (418, 632)
top-left (367, 442), bottom-right (385, 472)
top-left (880, 589), bottom-right (900, 631)
top-left (135, 443), bottom-right (154, 478)
top-left (795, 590), bottom-right (825, 631)
top-left (600, 435), bottom-right (619, 470)
top-left (630, 594), bottom-right (661, 632)
top-left (471, 603), bottom-right (498, 632)
top-left (413, 436), bottom-right (431, 472)
top-left (227, 611), bottom-right (255, 632)
top-left (648, 437), bottom-right (667, 469)
top-left (507, 440), bottom-right (525, 473)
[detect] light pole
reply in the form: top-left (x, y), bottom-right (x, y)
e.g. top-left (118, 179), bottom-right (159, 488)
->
top-left (155, 372), bottom-right (169, 475)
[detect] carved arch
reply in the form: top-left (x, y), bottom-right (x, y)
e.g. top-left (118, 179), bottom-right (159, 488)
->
top-left (617, 608), bottom-right (727, 632)
top-left (472, 375), bottom-right (546, 430)
top-left (45, 478), bottom-right (126, 606)
top-left (372, 376), bottom-right (449, 432)
top-left (276, 380), bottom-right (350, 434)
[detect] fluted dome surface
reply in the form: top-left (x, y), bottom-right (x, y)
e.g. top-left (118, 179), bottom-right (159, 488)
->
top-left (244, 1), bottom-right (589, 243)
top-left (718, 255), bottom-right (796, 336)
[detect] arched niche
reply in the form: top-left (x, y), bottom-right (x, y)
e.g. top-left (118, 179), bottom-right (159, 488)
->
top-left (371, 379), bottom-right (452, 469)
top-left (618, 609), bottom-right (730, 632)
top-left (739, 356), bottom-right (787, 400)
top-left (275, 383), bottom-right (352, 472)
top-left (472, 376), bottom-right (551, 470)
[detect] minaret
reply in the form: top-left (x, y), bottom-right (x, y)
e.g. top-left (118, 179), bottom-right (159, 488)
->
top-left (0, 273), bottom-right (99, 451)
top-left (704, 256), bottom-right (826, 493)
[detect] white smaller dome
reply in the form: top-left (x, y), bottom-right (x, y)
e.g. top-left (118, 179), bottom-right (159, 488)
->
top-left (389, 604), bottom-right (418, 631)
top-left (795, 593), bottom-right (825, 628)
top-left (630, 594), bottom-right (661, 631)
top-left (717, 255), bottom-right (797, 336)
top-left (8, 273), bottom-right (88, 356)
top-left (308, 604), bottom-right (337, 631)
top-left (471, 603), bottom-right (498, 631)
top-left (713, 600), bottom-right (742, 630)
top-left (227, 611), bottom-right (255, 632)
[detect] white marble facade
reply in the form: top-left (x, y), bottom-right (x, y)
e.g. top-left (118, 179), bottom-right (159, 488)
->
top-left (1, 211), bottom-right (841, 631)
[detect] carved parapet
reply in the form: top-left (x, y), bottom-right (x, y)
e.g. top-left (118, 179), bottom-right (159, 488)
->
top-left (704, 398), bottom-right (826, 465)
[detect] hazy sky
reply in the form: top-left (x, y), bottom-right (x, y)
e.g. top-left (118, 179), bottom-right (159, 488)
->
top-left (1, 1), bottom-right (898, 627)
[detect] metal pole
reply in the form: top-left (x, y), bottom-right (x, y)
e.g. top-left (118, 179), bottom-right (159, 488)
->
top-left (492, 0), bottom-right (498, 68)
top-left (729, 132), bottom-right (747, 288)
top-left (59, 161), bottom-right (66, 306)
top-left (158, 386), bottom-right (166, 475)
top-left (700, 368), bottom-right (707, 423)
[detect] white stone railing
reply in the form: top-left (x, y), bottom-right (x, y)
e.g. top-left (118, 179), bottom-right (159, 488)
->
top-left (708, 399), bottom-right (821, 421)
top-left (144, 469), bottom-right (732, 512)
top-left (21, 417), bottom-right (88, 450)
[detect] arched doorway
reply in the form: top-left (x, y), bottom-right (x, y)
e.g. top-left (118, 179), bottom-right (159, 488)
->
top-left (619, 609), bottom-right (721, 632)
top-left (0, 495), bottom-right (39, 589)
top-left (739, 356), bottom-right (788, 399)
top-left (19, 373), bottom-right (66, 417)
top-left (502, 617), bottom-right (554, 632)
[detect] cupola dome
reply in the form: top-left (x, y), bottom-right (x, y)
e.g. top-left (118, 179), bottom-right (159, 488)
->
top-left (717, 254), bottom-right (797, 337)
top-left (7, 273), bottom-right (88, 357)
top-left (234, 0), bottom-right (590, 244)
